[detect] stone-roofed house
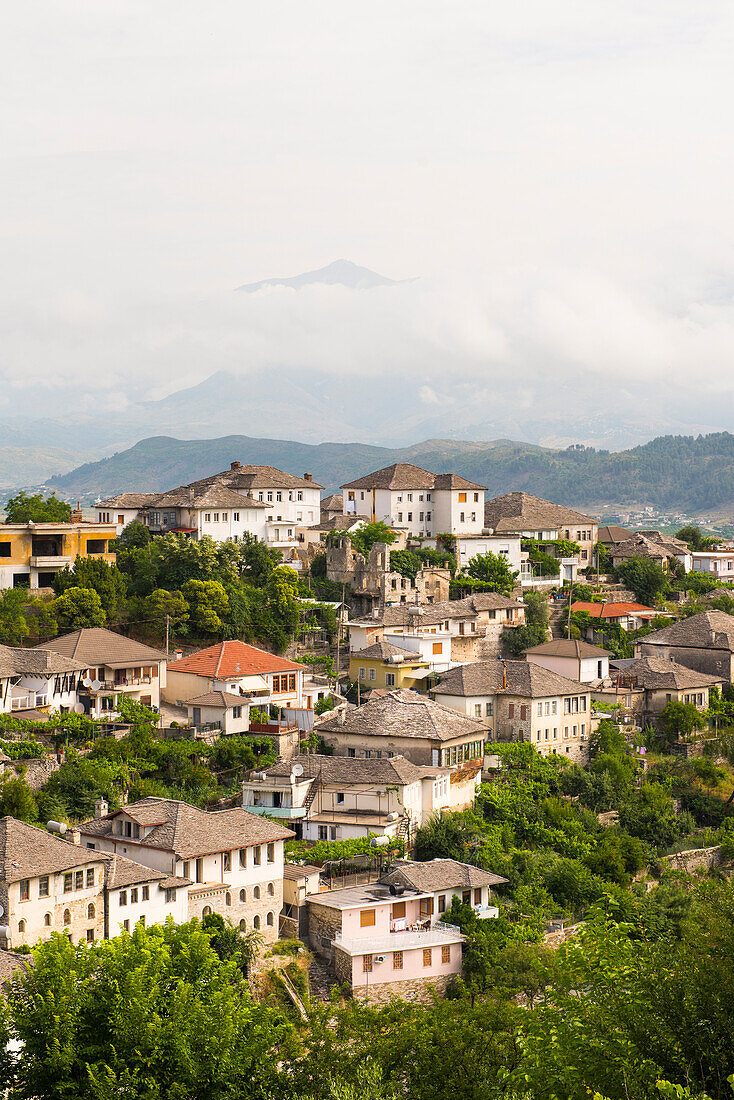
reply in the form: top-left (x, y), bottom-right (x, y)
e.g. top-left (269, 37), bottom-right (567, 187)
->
top-left (349, 593), bottom-right (525, 663)
top-left (597, 524), bottom-right (635, 547)
top-left (635, 610), bottom-right (734, 683)
top-left (341, 463), bottom-right (487, 538)
top-left (316, 689), bottom-right (488, 768)
top-left (348, 641), bottom-right (432, 694)
top-left (380, 858), bottom-right (507, 919)
top-left (78, 796), bottom-right (293, 941)
top-left (96, 493), bottom-right (162, 536)
top-left (483, 491), bottom-right (598, 581)
top-left (0, 644), bottom-right (85, 716)
top-left (164, 639), bottom-right (306, 711)
top-left (523, 638), bottom-right (611, 683)
top-left (183, 690), bottom-right (251, 734)
top-left (242, 752), bottom-right (480, 845)
top-left (36, 627), bottom-right (167, 715)
top-left (608, 532), bottom-right (691, 573)
top-left (431, 659), bottom-right (594, 762)
top-left (596, 656), bottom-right (725, 727)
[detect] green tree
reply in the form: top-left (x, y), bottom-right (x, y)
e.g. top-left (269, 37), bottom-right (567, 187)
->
top-left (180, 578), bottom-right (229, 633)
top-left (54, 555), bottom-right (128, 620)
top-left (4, 490), bottom-right (71, 523)
top-left (503, 591), bottom-right (550, 656)
top-left (0, 588), bottom-right (29, 645)
top-left (675, 525), bottom-right (717, 552)
top-left (25, 597), bottom-right (58, 643)
top-left (464, 551), bottom-right (520, 596)
top-left (143, 588), bottom-right (190, 636)
top-left (114, 518), bottom-right (152, 550)
top-left (350, 521), bottom-right (396, 559)
top-left (53, 586), bottom-right (106, 630)
top-left (5, 921), bottom-right (290, 1100)
top-left (0, 774), bottom-right (38, 822)
top-left (265, 565), bottom-right (300, 637)
top-left (614, 557), bottom-right (669, 605)
top-left (241, 532), bottom-right (283, 584)
top-left (389, 549), bottom-right (421, 579)
top-left (659, 700), bottom-right (706, 742)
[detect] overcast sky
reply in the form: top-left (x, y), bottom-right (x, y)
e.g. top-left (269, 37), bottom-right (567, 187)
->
top-left (2, 1), bottom-right (734, 438)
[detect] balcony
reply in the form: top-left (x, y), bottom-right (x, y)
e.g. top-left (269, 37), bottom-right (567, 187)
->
top-left (334, 921), bottom-right (463, 955)
top-left (10, 693), bottom-right (49, 711)
top-left (29, 555), bottom-right (72, 569)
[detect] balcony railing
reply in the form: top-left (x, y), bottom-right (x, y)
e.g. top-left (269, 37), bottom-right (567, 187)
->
top-left (10, 693), bottom-right (49, 710)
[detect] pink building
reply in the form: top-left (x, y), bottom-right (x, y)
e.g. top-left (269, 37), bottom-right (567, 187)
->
top-left (306, 859), bottom-right (505, 1003)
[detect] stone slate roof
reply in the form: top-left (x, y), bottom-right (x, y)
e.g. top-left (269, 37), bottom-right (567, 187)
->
top-left (184, 690), bottom-right (247, 708)
top-left (170, 640), bottom-right (303, 678)
top-left (260, 753), bottom-right (447, 785)
top-left (96, 493), bottom-right (160, 509)
top-left (321, 493), bottom-right (343, 511)
top-left (104, 852), bottom-right (191, 891)
top-left (36, 628), bottom-right (165, 667)
top-left (614, 656), bottom-right (722, 691)
top-left (352, 593), bottom-right (521, 629)
top-left (228, 465), bottom-right (323, 490)
top-left (78, 797), bottom-right (292, 857)
top-left (342, 463), bottom-right (486, 492)
top-left (523, 639), bottom-right (611, 658)
top-left (597, 524), bottom-right (635, 545)
top-left (283, 863), bottom-right (321, 880)
top-left (354, 640), bottom-right (425, 662)
top-left (637, 610), bottom-right (734, 651)
top-left (0, 645), bottom-right (85, 678)
top-left (317, 513), bottom-right (369, 532)
top-left (152, 483), bottom-right (264, 510)
top-left (0, 948), bottom-right (29, 983)
top-left (381, 858), bottom-right (508, 891)
top-left (484, 491), bottom-right (595, 533)
top-left (0, 818), bottom-right (104, 883)
top-left (433, 659), bottom-right (588, 699)
top-left (317, 689), bottom-right (488, 743)
top-left (610, 533), bottom-right (689, 561)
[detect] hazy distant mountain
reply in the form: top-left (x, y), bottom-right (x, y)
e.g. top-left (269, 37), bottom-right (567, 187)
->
top-left (235, 259), bottom-right (407, 292)
top-left (42, 430), bottom-right (734, 516)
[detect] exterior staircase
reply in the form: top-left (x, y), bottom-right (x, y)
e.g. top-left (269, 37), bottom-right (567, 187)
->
top-left (301, 771), bottom-right (323, 815)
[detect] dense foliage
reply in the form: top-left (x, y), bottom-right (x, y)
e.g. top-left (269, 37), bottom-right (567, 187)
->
top-left (3, 491), bottom-right (71, 523)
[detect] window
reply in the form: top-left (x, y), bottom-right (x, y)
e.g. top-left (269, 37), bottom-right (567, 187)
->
top-left (438, 894), bottom-right (446, 913)
top-left (407, 512), bottom-right (412, 522)
top-left (267, 843), bottom-right (275, 863)
top-left (0, 543), bottom-right (10, 557)
top-left (223, 851), bottom-right (232, 872)
top-left (239, 848), bottom-right (247, 868)
top-left (474, 888), bottom-right (482, 905)
top-left (419, 512), bottom-right (424, 521)
top-left (253, 846), bottom-right (261, 866)
top-left (226, 892), bottom-right (232, 906)
top-left (267, 882), bottom-right (275, 896)
top-left (18, 919), bottom-right (25, 934)
top-left (63, 909), bottom-right (71, 925)
top-left (205, 513), bottom-right (211, 522)
top-left (458, 492), bottom-right (467, 503)
top-left (87, 903), bottom-right (95, 919)
top-left (19, 879), bottom-right (29, 901)
top-left (318, 825), bottom-right (328, 841)
top-left (222, 513), bottom-right (228, 522)
top-left (253, 915), bottom-right (261, 930)
top-left (44, 913), bottom-right (51, 926)
top-left (38, 874), bottom-right (49, 898)
top-left (253, 885), bottom-right (261, 900)
top-left (485, 701), bottom-right (493, 717)
top-left (86, 869), bottom-right (95, 888)
top-left (73, 870), bottom-right (84, 891)
top-left (474, 704), bottom-right (482, 718)
top-left (441, 945), bottom-right (451, 964)
top-left (359, 667), bottom-right (366, 680)
top-left (64, 873), bottom-right (73, 893)
top-left (508, 703), bottom-right (514, 719)
top-left (347, 748), bottom-right (356, 758)
top-left (165, 888), bottom-right (176, 904)
top-left (213, 513), bottom-right (219, 522)
top-left (233, 512), bottom-right (239, 521)
top-left (368, 667), bottom-right (376, 681)
top-left (130, 888), bottom-right (138, 904)
top-left (423, 948), bottom-right (432, 968)
top-left (142, 886), bottom-right (149, 901)
top-left (537, 702), bottom-right (543, 717)
top-left (240, 889), bottom-right (246, 902)
top-left (360, 909), bottom-right (376, 927)
top-left (266, 911), bottom-right (274, 926)
top-left (392, 900), bottom-right (406, 919)
top-left (123, 919), bottom-right (130, 932)
top-left (460, 512), bottom-right (465, 522)
top-left (239, 919), bottom-right (247, 931)
top-left (335, 792), bottom-right (345, 805)
top-left (233, 705), bottom-right (242, 718)
top-left (393, 951), bottom-right (404, 969)
top-left (119, 891), bottom-right (127, 906)
top-left (432, 642), bottom-right (442, 654)
top-left (427, 511), bottom-right (431, 521)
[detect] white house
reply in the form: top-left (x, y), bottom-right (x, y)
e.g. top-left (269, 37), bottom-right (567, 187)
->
top-left (454, 533), bottom-right (523, 575)
top-left (690, 550), bottom-right (734, 582)
top-left (78, 796), bottom-right (293, 942)
top-left (184, 691), bottom-right (251, 734)
top-left (341, 464), bottom-right (487, 538)
top-left (523, 639), bottom-right (611, 683)
top-left (164, 640), bottom-right (306, 712)
top-left (95, 493), bottom-right (161, 536)
top-left (0, 645), bottom-right (84, 715)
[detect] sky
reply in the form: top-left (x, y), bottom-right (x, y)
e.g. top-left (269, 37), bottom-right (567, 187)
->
top-left (2, 1), bottom-right (734, 445)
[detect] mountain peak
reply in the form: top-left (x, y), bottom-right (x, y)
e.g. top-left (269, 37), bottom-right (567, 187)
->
top-left (235, 259), bottom-right (407, 293)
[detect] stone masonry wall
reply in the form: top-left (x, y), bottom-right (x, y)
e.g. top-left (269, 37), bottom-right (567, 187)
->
top-left (188, 879), bottom-right (284, 945)
top-left (356, 974), bottom-right (453, 1006)
top-left (307, 902), bottom-right (342, 956)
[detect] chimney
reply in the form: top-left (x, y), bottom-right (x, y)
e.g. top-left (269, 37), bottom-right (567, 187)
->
top-left (304, 473), bottom-right (312, 482)
top-left (189, 486), bottom-right (194, 503)
top-left (94, 797), bottom-right (109, 820)
top-left (173, 649), bottom-right (183, 661)
top-left (231, 461), bottom-right (242, 470)
top-left (70, 501), bottom-right (83, 524)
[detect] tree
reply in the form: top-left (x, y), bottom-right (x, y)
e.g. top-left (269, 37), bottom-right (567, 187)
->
top-left (180, 578), bottom-right (229, 633)
top-left (4, 922), bottom-right (291, 1100)
top-left (659, 700), bottom-right (706, 742)
top-left (114, 518), bottom-right (151, 550)
top-left (4, 490), bottom-right (71, 523)
top-left (614, 557), bottom-right (668, 606)
top-left (0, 774), bottom-right (37, 822)
top-left (503, 591), bottom-right (550, 656)
top-left (54, 556), bottom-right (128, 620)
top-left (464, 551), bottom-right (520, 596)
top-left (143, 588), bottom-right (190, 636)
top-left (25, 597), bottom-right (58, 643)
top-left (0, 588), bottom-right (29, 645)
top-left (201, 911), bottom-right (263, 976)
top-left (350, 522), bottom-right (396, 559)
top-left (53, 586), bottom-right (106, 630)
top-left (675, 525), bottom-right (717, 552)
top-left (265, 565), bottom-right (300, 637)
top-left (241, 532), bottom-right (282, 584)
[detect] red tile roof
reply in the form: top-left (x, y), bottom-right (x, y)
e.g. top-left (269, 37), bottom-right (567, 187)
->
top-left (571, 601), bottom-right (659, 619)
top-left (170, 640), bottom-right (303, 678)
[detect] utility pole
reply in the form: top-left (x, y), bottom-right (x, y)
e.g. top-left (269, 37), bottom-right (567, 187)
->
top-left (165, 615), bottom-right (170, 658)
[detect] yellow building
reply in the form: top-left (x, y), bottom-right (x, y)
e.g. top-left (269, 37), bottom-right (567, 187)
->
top-left (349, 640), bottom-right (432, 693)
top-left (0, 517), bottom-right (117, 590)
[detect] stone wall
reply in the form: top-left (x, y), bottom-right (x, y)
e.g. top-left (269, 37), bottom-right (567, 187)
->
top-left (307, 901), bottom-right (342, 955)
top-left (188, 878), bottom-right (284, 945)
top-left (356, 973), bottom-right (453, 1006)
top-left (662, 846), bottom-right (724, 875)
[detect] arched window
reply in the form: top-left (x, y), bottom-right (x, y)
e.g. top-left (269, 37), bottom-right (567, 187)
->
top-left (63, 909), bottom-right (71, 925)
top-left (225, 892), bottom-right (231, 906)
top-left (87, 904), bottom-right (95, 919)
top-left (239, 919), bottom-right (246, 931)
top-left (267, 882), bottom-right (274, 896)
top-left (44, 913), bottom-right (52, 926)
top-left (18, 920), bottom-right (25, 934)
top-left (253, 885), bottom-right (260, 900)
top-left (202, 905), bottom-right (212, 918)
top-left (239, 888), bottom-right (246, 902)
top-left (266, 911), bottom-right (274, 927)
top-left (253, 915), bottom-right (260, 930)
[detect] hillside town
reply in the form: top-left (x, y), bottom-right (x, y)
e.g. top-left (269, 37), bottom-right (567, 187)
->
top-left (1, 454), bottom-right (734, 1059)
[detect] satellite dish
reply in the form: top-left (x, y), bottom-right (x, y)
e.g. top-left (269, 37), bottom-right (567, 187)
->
top-left (292, 763), bottom-right (304, 777)
top-left (82, 677), bottom-right (92, 688)
top-left (91, 680), bottom-right (101, 692)
top-left (73, 703), bottom-right (86, 715)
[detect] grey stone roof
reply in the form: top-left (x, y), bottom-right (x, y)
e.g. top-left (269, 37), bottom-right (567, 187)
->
top-left (433, 659), bottom-right (589, 699)
top-left (638, 610), bottom-right (734, 651)
top-left (152, 484), bottom-right (263, 510)
top-left (283, 863), bottom-right (321, 880)
top-left (597, 524), bottom-right (635, 545)
top-left (0, 948), bottom-right (29, 983)
top-left (260, 753), bottom-right (447, 785)
top-left (0, 645), bottom-right (85, 678)
top-left (317, 689), bottom-right (488, 743)
top-left (78, 797), bottom-right (292, 858)
top-left (381, 858), bottom-right (508, 891)
top-left (96, 493), bottom-right (160, 509)
top-left (229, 465), bottom-right (323, 490)
top-left (36, 627), bottom-right (165, 667)
top-left (320, 493), bottom-right (343, 511)
top-left (610, 533), bottom-right (688, 561)
top-left (185, 690), bottom-right (247, 708)
top-left (523, 639), bottom-right (611, 658)
top-left (342, 464), bottom-right (486, 492)
top-left (615, 656), bottom-right (723, 691)
top-left (352, 592), bottom-right (521, 629)
top-left (0, 818), bottom-right (105, 883)
top-left (484, 491), bottom-right (595, 533)
top-left (355, 640), bottom-right (425, 662)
